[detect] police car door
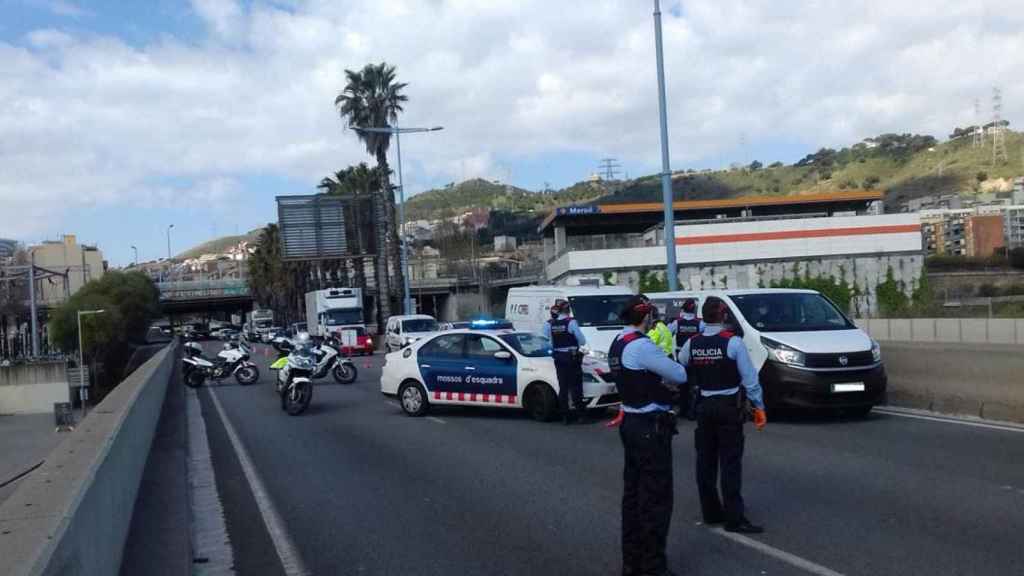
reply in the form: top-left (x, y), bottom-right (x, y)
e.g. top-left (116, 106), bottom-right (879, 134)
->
top-left (464, 334), bottom-right (518, 403)
top-left (417, 334), bottom-right (467, 398)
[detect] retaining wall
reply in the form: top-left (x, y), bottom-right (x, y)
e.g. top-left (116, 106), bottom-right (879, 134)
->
top-left (0, 362), bottom-right (70, 415)
top-left (0, 343), bottom-right (175, 576)
top-left (856, 317), bottom-right (1024, 345)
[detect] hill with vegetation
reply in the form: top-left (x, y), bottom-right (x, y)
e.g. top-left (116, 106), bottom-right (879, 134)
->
top-left (599, 130), bottom-right (1024, 207)
top-left (405, 178), bottom-right (609, 221)
top-left (407, 129), bottom-right (1024, 219)
top-left (176, 229), bottom-right (262, 260)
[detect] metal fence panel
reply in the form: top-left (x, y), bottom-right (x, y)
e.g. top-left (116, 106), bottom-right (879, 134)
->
top-left (277, 195), bottom-right (349, 260)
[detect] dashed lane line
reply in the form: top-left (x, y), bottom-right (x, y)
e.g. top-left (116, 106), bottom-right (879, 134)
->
top-left (208, 388), bottom-right (310, 576)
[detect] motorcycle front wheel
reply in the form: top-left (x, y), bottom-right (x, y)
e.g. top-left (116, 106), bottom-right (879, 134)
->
top-left (235, 365), bottom-right (260, 385)
top-left (184, 369), bottom-right (205, 389)
top-left (332, 362), bottom-right (357, 385)
top-left (284, 380), bottom-right (313, 415)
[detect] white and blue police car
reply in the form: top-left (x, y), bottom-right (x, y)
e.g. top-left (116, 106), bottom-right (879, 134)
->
top-left (381, 321), bottom-right (620, 421)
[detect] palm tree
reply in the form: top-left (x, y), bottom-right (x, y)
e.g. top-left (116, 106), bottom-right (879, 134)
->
top-left (317, 163), bottom-right (380, 292)
top-left (336, 62), bottom-right (408, 326)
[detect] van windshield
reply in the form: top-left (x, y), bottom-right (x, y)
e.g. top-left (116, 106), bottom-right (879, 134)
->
top-left (403, 318), bottom-right (439, 333)
top-left (730, 293), bottom-right (855, 332)
top-left (569, 295), bottom-right (633, 327)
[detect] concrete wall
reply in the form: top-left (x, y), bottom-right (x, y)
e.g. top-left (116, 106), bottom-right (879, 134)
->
top-left (857, 317), bottom-right (1024, 345)
top-left (881, 342), bottom-right (1024, 422)
top-left (0, 343), bottom-right (174, 576)
top-left (0, 362), bottom-right (70, 415)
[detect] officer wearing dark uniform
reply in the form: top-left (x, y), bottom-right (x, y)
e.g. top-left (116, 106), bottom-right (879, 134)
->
top-left (609, 295), bottom-right (687, 576)
top-left (679, 297), bottom-right (767, 534)
top-left (667, 299), bottom-right (702, 418)
top-left (543, 299), bottom-right (587, 424)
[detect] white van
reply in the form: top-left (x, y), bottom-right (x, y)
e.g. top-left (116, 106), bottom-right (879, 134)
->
top-left (505, 285), bottom-right (634, 361)
top-left (384, 314), bottom-right (441, 352)
top-left (648, 289), bottom-right (886, 414)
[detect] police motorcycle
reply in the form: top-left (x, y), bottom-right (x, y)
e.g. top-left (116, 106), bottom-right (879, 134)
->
top-left (272, 334), bottom-right (357, 385)
top-left (270, 334), bottom-right (316, 415)
top-left (182, 338), bottom-right (260, 388)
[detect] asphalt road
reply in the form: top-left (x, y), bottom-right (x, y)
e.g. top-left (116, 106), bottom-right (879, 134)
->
top-left (192, 342), bottom-right (1024, 576)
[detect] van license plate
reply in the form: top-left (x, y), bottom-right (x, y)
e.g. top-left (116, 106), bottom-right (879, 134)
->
top-left (833, 383), bottom-right (865, 393)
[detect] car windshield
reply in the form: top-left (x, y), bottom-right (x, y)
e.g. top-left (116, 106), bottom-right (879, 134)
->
top-left (499, 333), bottom-right (552, 358)
top-left (730, 293), bottom-right (855, 332)
top-left (325, 309), bottom-right (362, 325)
top-left (403, 318), bottom-right (439, 333)
top-left (569, 295), bottom-right (633, 327)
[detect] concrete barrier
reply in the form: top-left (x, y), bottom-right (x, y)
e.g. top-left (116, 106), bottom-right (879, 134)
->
top-left (0, 343), bottom-right (175, 576)
top-left (882, 342), bottom-right (1024, 423)
top-left (857, 317), bottom-right (1024, 345)
top-left (0, 363), bottom-right (70, 415)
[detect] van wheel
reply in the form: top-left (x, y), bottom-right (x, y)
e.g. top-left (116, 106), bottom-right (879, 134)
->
top-left (524, 383), bottom-right (558, 422)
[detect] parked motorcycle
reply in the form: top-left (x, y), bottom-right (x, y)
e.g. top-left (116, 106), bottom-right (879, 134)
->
top-left (182, 340), bottom-right (260, 388)
top-left (271, 339), bottom-right (315, 415)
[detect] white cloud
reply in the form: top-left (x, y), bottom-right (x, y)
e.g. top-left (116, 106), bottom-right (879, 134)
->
top-left (2, 0), bottom-right (1024, 241)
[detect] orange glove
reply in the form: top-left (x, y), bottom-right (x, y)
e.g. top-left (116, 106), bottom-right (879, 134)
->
top-left (606, 408), bottom-right (624, 428)
top-left (753, 408), bottom-right (767, 431)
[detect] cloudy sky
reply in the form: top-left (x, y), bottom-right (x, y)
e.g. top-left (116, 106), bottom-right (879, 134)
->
top-left (2, 0), bottom-right (1022, 265)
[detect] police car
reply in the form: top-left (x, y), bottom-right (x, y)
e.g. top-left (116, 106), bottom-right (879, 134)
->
top-left (380, 322), bottom-right (620, 421)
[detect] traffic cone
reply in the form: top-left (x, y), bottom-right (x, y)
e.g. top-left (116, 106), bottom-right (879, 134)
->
top-left (606, 407), bottom-right (624, 428)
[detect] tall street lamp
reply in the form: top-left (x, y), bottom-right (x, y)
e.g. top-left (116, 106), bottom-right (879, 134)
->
top-left (166, 224), bottom-right (175, 283)
top-left (653, 0), bottom-right (679, 290)
top-left (355, 125), bottom-right (444, 315)
top-left (77, 309), bottom-right (105, 416)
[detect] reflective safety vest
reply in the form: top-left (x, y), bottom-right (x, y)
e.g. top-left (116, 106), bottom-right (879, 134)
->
top-left (687, 333), bottom-right (741, 392)
top-left (609, 332), bottom-right (676, 409)
top-left (548, 316), bottom-right (579, 350)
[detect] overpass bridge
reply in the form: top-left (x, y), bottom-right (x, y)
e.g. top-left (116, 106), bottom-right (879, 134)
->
top-left (156, 278), bottom-right (253, 317)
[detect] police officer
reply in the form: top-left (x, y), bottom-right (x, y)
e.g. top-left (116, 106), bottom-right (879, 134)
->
top-left (679, 297), bottom-right (767, 534)
top-left (543, 299), bottom-right (587, 424)
top-left (609, 295), bottom-right (687, 576)
top-left (667, 299), bottom-right (702, 418)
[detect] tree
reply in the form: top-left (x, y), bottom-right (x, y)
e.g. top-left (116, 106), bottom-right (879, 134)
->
top-left (336, 62), bottom-right (408, 323)
top-left (48, 271), bottom-right (160, 392)
top-left (318, 163), bottom-right (385, 291)
top-left (749, 160), bottom-right (763, 171)
top-left (976, 171), bottom-right (988, 183)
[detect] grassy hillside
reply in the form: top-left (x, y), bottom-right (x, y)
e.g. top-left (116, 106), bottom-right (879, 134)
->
top-left (176, 229), bottom-right (261, 260)
top-left (598, 130), bottom-right (1024, 207)
top-left (405, 178), bottom-right (609, 220)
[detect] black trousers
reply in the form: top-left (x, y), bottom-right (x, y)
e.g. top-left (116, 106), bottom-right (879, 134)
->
top-left (553, 350), bottom-right (583, 415)
top-left (694, 394), bottom-right (746, 524)
top-left (620, 412), bottom-right (674, 576)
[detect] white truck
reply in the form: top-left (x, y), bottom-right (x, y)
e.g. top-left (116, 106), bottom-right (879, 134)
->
top-left (246, 309), bottom-right (274, 340)
top-left (306, 288), bottom-right (365, 339)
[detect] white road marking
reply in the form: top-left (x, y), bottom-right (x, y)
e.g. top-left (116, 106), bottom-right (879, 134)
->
top-left (186, 388), bottom-right (235, 575)
top-left (208, 388), bottom-right (310, 576)
top-left (427, 416), bottom-right (447, 425)
top-left (875, 407), bottom-right (1024, 433)
top-left (712, 528), bottom-right (847, 576)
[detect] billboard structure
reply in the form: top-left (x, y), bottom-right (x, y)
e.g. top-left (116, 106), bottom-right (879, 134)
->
top-left (277, 195), bottom-right (353, 261)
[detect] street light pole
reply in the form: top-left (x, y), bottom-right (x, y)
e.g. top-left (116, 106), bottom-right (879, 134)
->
top-left (354, 125), bottom-right (443, 316)
top-left (166, 224), bottom-right (175, 283)
top-left (653, 0), bottom-right (679, 291)
top-left (77, 309), bottom-right (105, 416)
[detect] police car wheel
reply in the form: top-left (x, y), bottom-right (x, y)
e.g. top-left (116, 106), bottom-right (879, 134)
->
top-left (524, 382), bottom-right (558, 422)
top-left (399, 380), bottom-right (429, 417)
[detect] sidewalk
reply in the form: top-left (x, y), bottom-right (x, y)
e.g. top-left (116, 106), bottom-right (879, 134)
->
top-left (0, 413), bottom-right (66, 505)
